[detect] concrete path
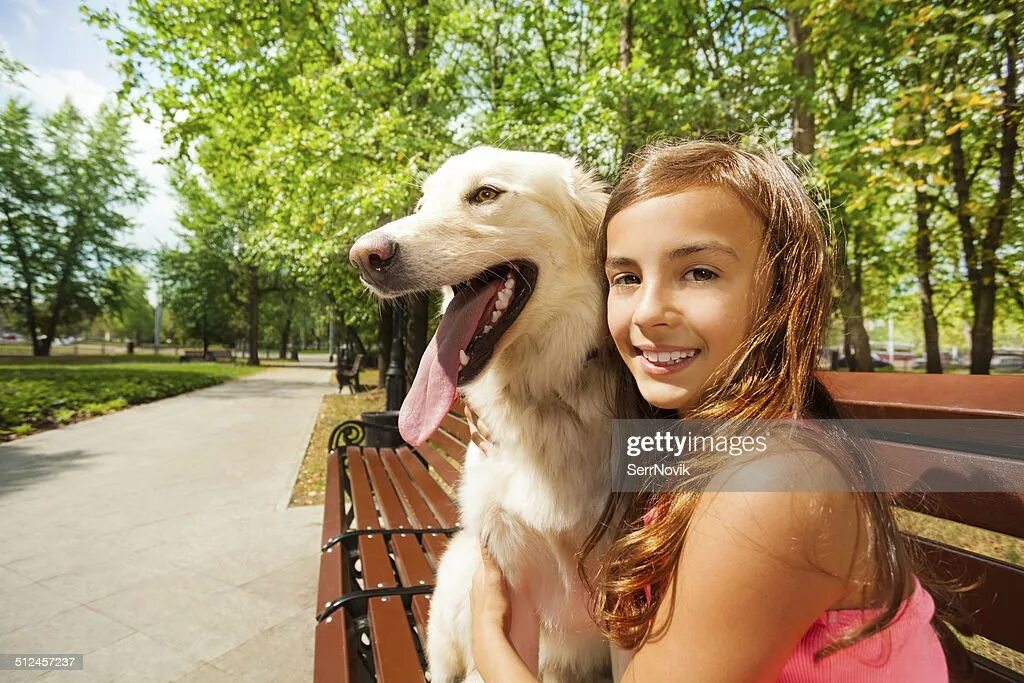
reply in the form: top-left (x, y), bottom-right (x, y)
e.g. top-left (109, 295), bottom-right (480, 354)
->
top-left (0, 366), bottom-right (333, 682)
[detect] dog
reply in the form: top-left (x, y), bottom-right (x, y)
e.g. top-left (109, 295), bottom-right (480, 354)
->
top-left (349, 146), bottom-right (618, 682)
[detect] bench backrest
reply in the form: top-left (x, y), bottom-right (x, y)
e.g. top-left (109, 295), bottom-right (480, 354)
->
top-left (820, 371), bottom-right (1024, 682)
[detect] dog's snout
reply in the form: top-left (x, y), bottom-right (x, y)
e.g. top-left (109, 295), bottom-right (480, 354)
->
top-left (349, 233), bottom-right (398, 281)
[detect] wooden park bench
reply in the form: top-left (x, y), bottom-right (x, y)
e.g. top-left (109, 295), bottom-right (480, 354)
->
top-left (314, 373), bottom-right (1024, 683)
top-left (315, 397), bottom-right (466, 682)
top-left (336, 353), bottom-right (366, 394)
top-left (179, 349), bottom-right (234, 363)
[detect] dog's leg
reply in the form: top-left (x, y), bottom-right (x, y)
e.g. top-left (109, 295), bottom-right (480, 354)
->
top-left (479, 506), bottom-right (558, 677)
top-left (426, 532), bottom-right (476, 683)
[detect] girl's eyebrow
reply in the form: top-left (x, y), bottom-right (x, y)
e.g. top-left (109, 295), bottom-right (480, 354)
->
top-left (605, 241), bottom-right (740, 269)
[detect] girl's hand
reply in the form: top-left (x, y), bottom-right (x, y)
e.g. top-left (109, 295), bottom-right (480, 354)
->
top-left (470, 541), bottom-right (539, 683)
top-left (471, 541), bottom-right (510, 637)
top-left (464, 402), bottom-right (497, 454)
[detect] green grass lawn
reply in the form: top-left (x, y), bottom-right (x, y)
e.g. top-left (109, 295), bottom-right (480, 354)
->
top-left (0, 359), bottom-right (262, 441)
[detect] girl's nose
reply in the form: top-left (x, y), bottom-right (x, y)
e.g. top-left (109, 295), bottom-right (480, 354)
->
top-left (632, 282), bottom-right (680, 328)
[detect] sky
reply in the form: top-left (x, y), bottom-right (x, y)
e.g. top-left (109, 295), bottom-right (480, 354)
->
top-left (0, 0), bottom-right (179, 257)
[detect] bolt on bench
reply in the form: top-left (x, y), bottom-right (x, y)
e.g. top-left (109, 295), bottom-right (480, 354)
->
top-left (315, 375), bottom-right (1024, 683)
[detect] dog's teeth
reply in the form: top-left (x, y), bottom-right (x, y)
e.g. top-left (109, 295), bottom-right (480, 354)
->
top-left (460, 350), bottom-right (469, 366)
top-left (495, 295), bottom-right (509, 311)
top-left (491, 308), bottom-right (502, 321)
top-left (483, 324), bottom-right (492, 334)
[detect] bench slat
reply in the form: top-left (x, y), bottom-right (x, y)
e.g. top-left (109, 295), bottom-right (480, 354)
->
top-left (394, 447), bottom-right (460, 527)
top-left (349, 449), bottom-right (427, 681)
top-left (409, 442), bottom-right (461, 490)
top-left (364, 451), bottom-right (439, 636)
top-left (907, 535), bottom-right (1024, 652)
top-left (379, 448), bottom-right (451, 567)
top-left (440, 412), bottom-right (472, 443)
top-left (819, 371), bottom-right (1024, 418)
top-left (897, 492), bottom-right (1024, 539)
top-left (428, 426), bottom-right (468, 465)
top-left (970, 653), bottom-right (1024, 683)
top-left (314, 450), bottom-right (352, 683)
top-left (369, 597), bottom-right (426, 683)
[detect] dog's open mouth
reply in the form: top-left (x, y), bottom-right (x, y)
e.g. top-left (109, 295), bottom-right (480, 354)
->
top-left (398, 259), bottom-right (537, 446)
top-left (454, 260), bottom-right (537, 384)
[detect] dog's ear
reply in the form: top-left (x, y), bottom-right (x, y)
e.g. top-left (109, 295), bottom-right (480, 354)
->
top-left (564, 160), bottom-right (610, 238)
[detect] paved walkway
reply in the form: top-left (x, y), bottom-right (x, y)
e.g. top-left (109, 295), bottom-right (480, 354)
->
top-left (0, 366), bottom-right (333, 682)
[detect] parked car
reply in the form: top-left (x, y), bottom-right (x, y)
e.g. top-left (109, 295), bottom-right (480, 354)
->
top-left (991, 354), bottom-right (1024, 371)
top-left (910, 352), bottom-right (966, 370)
top-left (835, 353), bottom-right (893, 369)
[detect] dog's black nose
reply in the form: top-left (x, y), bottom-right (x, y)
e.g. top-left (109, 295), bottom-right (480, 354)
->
top-left (349, 233), bottom-right (397, 280)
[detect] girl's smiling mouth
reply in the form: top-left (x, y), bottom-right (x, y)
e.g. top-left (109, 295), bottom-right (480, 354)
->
top-left (632, 345), bottom-right (702, 375)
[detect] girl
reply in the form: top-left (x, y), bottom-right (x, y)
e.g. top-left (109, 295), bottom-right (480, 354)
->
top-left (465, 140), bottom-right (957, 682)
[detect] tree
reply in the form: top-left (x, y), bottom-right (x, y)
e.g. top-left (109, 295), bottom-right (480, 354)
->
top-left (96, 266), bottom-right (156, 343)
top-left (0, 99), bottom-right (146, 355)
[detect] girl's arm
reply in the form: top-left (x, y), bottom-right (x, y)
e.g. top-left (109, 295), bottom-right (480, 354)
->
top-left (622, 452), bottom-right (862, 682)
top-left (470, 542), bottom-right (539, 683)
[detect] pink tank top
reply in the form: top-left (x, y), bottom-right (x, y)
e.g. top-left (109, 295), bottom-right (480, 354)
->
top-left (640, 507), bottom-right (949, 681)
top-left (776, 575), bottom-right (947, 682)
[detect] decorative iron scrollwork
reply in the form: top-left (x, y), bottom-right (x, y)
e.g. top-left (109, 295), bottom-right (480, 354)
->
top-left (327, 419), bottom-right (403, 450)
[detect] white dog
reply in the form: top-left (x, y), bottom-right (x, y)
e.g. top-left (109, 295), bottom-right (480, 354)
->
top-left (349, 146), bottom-right (618, 682)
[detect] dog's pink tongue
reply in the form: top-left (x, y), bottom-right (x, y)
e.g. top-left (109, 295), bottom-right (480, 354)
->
top-left (399, 279), bottom-right (503, 446)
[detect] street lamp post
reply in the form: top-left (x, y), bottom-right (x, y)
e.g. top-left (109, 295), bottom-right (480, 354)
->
top-left (385, 305), bottom-right (406, 411)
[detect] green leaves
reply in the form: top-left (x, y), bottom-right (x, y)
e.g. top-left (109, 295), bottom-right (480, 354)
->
top-left (0, 99), bottom-right (147, 354)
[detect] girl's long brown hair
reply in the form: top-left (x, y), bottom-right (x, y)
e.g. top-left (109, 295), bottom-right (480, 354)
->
top-left (577, 139), bottom-right (972, 670)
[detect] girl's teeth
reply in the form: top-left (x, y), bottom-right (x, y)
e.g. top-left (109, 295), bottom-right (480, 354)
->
top-left (642, 349), bottom-right (696, 364)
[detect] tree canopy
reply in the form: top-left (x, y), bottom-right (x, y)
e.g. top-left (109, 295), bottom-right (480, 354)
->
top-left (79, 0), bottom-right (1022, 372)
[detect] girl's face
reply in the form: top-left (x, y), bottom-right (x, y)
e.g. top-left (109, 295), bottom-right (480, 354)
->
top-left (605, 187), bottom-right (768, 414)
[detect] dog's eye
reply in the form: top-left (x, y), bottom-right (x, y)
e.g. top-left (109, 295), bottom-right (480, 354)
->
top-left (470, 186), bottom-right (502, 204)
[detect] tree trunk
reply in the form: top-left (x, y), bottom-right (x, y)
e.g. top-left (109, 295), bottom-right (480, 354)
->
top-left (914, 189), bottom-right (943, 373)
top-left (201, 303), bottom-right (210, 356)
top-left (833, 210), bottom-right (874, 372)
top-left (618, 0), bottom-right (635, 163)
top-left (6, 222), bottom-right (42, 355)
top-left (971, 23), bottom-right (1019, 374)
top-left (278, 313), bottom-right (292, 359)
top-left (786, 9), bottom-right (870, 372)
top-left (246, 266), bottom-right (261, 367)
top-left (786, 8), bottom-right (816, 156)
top-left (946, 18), bottom-right (1019, 374)
top-left (378, 299), bottom-right (393, 389)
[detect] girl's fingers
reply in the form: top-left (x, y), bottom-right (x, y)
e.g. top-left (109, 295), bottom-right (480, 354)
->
top-left (464, 402), bottom-right (495, 454)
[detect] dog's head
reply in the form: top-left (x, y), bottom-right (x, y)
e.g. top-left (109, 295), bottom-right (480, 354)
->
top-left (349, 146), bottom-right (609, 444)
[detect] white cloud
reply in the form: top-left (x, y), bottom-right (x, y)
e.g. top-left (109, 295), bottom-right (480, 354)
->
top-left (9, 66), bottom-right (109, 114)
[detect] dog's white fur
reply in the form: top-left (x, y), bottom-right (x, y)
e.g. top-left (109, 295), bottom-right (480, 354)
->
top-left (355, 146), bottom-right (618, 682)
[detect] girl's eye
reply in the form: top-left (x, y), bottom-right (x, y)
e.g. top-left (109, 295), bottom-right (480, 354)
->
top-left (611, 273), bottom-right (639, 287)
top-left (684, 268), bottom-right (717, 282)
